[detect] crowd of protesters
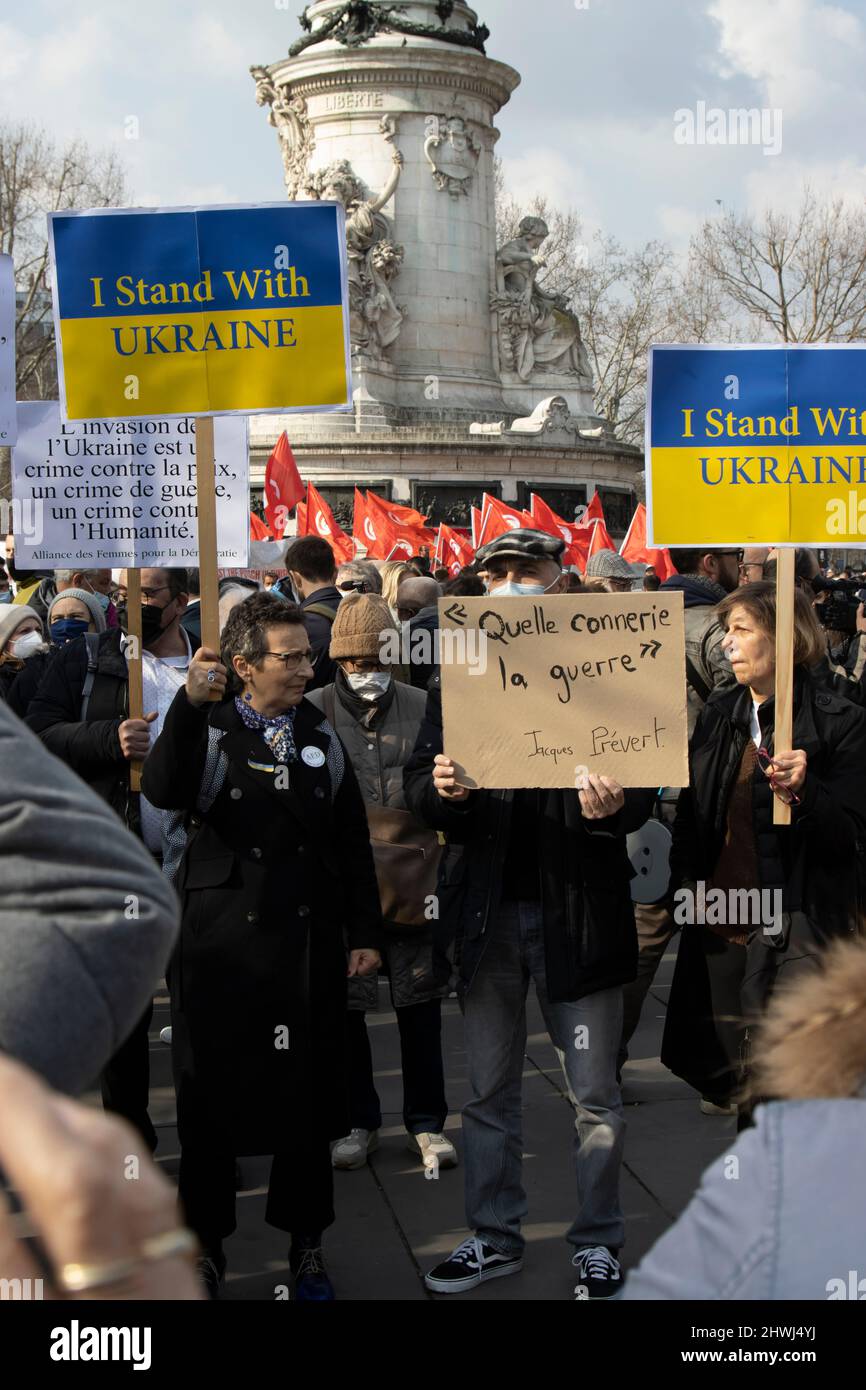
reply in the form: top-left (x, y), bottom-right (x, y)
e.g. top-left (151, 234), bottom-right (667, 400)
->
top-left (1, 525), bottom-right (865, 1303)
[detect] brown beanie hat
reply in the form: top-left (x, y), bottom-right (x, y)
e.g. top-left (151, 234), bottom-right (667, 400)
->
top-left (329, 592), bottom-right (396, 661)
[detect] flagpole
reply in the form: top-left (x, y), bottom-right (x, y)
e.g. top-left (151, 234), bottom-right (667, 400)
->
top-left (619, 508), bottom-right (637, 556)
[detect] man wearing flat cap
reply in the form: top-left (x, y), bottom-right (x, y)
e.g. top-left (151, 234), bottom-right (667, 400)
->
top-left (404, 529), bottom-right (655, 1299)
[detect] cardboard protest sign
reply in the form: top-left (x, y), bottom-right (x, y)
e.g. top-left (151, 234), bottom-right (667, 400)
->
top-left (47, 203), bottom-right (351, 421)
top-left (439, 592), bottom-right (688, 790)
top-left (0, 254), bottom-right (16, 445)
top-left (647, 343), bottom-right (866, 546)
top-left (12, 401), bottom-right (249, 568)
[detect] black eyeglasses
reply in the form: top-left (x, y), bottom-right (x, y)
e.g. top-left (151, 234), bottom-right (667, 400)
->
top-left (261, 649), bottom-right (314, 671)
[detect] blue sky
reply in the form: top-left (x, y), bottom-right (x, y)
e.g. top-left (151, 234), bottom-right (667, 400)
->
top-left (3, 0), bottom-right (864, 250)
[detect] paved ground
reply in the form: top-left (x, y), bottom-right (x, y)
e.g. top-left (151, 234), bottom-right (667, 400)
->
top-left (145, 945), bottom-right (734, 1301)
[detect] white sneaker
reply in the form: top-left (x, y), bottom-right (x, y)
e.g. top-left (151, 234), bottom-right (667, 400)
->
top-left (159, 1026), bottom-right (172, 1045)
top-left (331, 1128), bottom-right (379, 1170)
top-left (408, 1131), bottom-right (458, 1170)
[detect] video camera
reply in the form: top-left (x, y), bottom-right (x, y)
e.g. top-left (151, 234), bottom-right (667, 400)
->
top-left (812, 577), bottom-right (866, 636)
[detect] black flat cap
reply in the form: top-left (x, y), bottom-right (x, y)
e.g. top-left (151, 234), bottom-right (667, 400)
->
top-left (475, 527), bottom-right (565, 568)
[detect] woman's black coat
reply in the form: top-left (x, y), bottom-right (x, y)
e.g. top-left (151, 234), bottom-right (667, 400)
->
top-left (672, 671), bottom-right (866, 1011)
top-left (141, 688), bottom-right (384, 1154)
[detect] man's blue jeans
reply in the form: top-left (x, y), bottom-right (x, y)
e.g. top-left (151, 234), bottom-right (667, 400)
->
top-left (462, 901), bottom-right (626, 1256)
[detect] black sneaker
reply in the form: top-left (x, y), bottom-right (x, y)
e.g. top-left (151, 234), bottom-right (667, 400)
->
top-left (197, 1250), bottom-right (226, 1300)
top-left (572, 1245), bottom-right (623, 1300)
top-left (425, 1235), bottom-right (523, 1294)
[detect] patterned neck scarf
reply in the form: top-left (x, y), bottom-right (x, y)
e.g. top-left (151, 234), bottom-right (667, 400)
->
top-left (235, 696), bottom-right (298, 765)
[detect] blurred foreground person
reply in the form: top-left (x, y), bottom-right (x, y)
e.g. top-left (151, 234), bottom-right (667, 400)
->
top-left (142, 593), bottom-right (383, 1300)
top-left (663, 582), bottom-right (866, 1113)
top-left (27, 568), bottom-right (191, 1150)
top-left (0, 1053), bottom-right (200, 1302)
top-left (623, 937), bottom-right (866, 1299)
top-left (307, 595), bottom-right (454, 1175)
top-left (0, 700), bottom-right (178, 1094)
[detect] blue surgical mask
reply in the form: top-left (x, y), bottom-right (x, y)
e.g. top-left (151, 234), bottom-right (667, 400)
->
top-left (85, 581), bottom-right (111, 614)
top-left (50, 617), bottom-right (90, 645)
top-left (0, 592), bottom-right (11, 604)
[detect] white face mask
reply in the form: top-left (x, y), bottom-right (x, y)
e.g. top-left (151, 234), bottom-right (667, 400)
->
top-left (487, 575), bottom-right (559, 598)
top-left (10, 630), bottom-right (45, 659)
top-left (346, 671), bottom-right (391, 701)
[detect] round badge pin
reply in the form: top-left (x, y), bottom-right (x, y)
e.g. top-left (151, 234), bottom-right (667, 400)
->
top-left (301, 746), bottom-right (326, 768)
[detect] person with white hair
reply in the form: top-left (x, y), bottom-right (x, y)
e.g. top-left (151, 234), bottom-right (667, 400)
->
top-left (336, 560), bottom-right (383, 595)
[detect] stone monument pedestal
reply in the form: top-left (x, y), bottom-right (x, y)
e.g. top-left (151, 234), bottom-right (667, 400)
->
top-left (250, 1), bottom-right (641, 536)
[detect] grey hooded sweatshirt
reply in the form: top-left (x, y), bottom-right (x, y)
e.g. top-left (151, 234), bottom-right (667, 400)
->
top-left (0, 699), bottom-right (179, 1093)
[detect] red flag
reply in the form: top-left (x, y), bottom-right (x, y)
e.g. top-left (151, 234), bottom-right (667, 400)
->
top-left (476, 494), bottom-right (535, 546)
top-left (384, 521), bottom-right (438, 560)
top-left (529, 494), bottom-right (591, 568)
top-left (587, 518), bottom-right (617, 558)
top-left (264, 433), bottom-right (304, 539)
top-left (250, 510), bottom-right (272, 541)
top-left (471, 506), bottom-right (483, 549)
top-left (584, 489), bottom-right (605, 525)
top-left (619, 504), bottom-right (677, 580)
top-left (435, 524), bottom-right (475, 576)
top-left (295, 500), bottom-right (307, 534)
top-left (357, 491), bottom-right (398, 560)
top-left (303, 483), bottom-right (353, 563)
top-left (366, 489), bottom-right (427, 528)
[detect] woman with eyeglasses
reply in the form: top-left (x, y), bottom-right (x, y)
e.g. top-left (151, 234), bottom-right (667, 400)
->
top-left (662, 581), bottom-right (866, 1120)
top-left (141, 592), bottom-right (383, 1301)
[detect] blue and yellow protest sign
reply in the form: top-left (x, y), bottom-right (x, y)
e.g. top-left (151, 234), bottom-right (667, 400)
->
top-left (48, 203), bottom-right (351, 421)
top-left (647, 344), bottom-right (866, 546)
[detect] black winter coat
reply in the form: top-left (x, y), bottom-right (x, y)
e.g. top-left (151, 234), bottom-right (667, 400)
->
top-left (26, 630), bottom-right (135, 829)
top-left (673, 672), bottom-right (866, 1009)
top-left (403, 673), bottom-right (656, 1004)
top-left (141, 688), bottom-right (384, 1152)
top-left (6, 647), bottom-right (55, 719)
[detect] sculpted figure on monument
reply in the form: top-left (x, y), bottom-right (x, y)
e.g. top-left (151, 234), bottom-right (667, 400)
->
top-left (424, 114), bottom-right (480, 197)
top-left (305, 148), bottom-right (406, 357)
top-left (250, 66), bottom-right (315, 198)
top-left (493, 216), bottom-right (593, 387)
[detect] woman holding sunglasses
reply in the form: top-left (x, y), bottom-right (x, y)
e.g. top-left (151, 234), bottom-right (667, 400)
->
top-left (662, 581), bottom-right (866, 1119)
top-left (141, 592), bottom-right (383, 1301)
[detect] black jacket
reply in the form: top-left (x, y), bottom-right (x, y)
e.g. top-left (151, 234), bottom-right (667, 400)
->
top-left (299, 585), bottom-right (342, 691)
top-left (141, 689), bottom-right (384, 1151)
top-left (403, 672), bottom-right (656, 1003)
top-left (5, 648), bottom-right (56, 719)
top-left (407, 606), bottom-right (439, 690)
top-left (673, 671), bottom-right (866, 1007)
top-left (26, 629), bottom-right (135, 829)
top-left (179, 600), bottom-right (202, 650)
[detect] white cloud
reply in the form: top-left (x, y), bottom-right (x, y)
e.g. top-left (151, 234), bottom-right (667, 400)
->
top-left (33, 14), bottom-right (116, 88)
top-left (707, 0), bottom-right (866, 116)
top-left (0, 23), bottom-right (31, 82)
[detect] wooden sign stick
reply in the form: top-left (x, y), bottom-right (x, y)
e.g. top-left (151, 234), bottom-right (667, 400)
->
top-left (773, 548), bottom-right (796, 827)
top-left (195, 416), bottom-right (222, 699)
top-left (126, 568), bottom-right (145, 793)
